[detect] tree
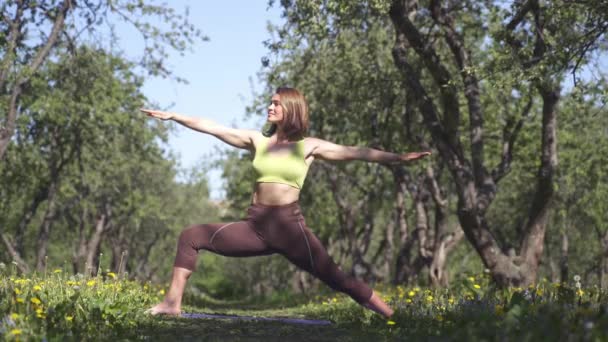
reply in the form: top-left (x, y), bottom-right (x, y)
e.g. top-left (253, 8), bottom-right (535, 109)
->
top-left (273, 0), bottom-right (607, 286)
top-left (0, 0), bottom-right (206, 161)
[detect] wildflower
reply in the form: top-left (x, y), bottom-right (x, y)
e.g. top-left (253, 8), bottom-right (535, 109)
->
top-left (158, 289), bottom-right (165, 295)
top-left (473, 284), bottom-right (481, 289)
top-left (573, 275), bottom-right (581, 282)
top-left (16, 297), bottom-right (25, 304)
top-left (10, 313), bottom-right (22, 320)
top-left (448, 297), bottom-right (455, 304)
top-left (10, 329), bottom-right (22, 336)
top-left (426, 295), bottom-right (434, 302)
top-left (332, 298), bottom-right (337, 303)
top-left (577, 289), bottom-right (584, 297)
top-left (107, 272), bottom-right (117, 279)
top-left (387, 320), bottom-right (396, 325)
top-left (408, 291), bottom-right (416, 297)
top-left (86, 280), bottom-right (96, 287)
top-left (468, 276), bottom-right (475, 282)
top-left (406, 298), bottom-right (413, 304)
top-left (65, 315), bottom-right (74, 322)
top-left (14, 288), bottom-right (21, 295)
top-left (53, 269), bottom-right (62, 273)
top-left (33, 285), bottom-right (42, 291)
top-left (31, 297), bottom-right (41, 305)
top-left (495, 304), bottom-right (504, 315)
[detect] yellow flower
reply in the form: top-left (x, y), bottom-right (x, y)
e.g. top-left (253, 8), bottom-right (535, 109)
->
top-left (65, 315), bottom-right (74, 322)
top-left (426, 295), bottom-right (434, 302)
top-left (16, 297), bottom-right (25, 304)
top-left (10, 313), bottom-right (22, 320)
top-left (468, 276), bottom-right (475, 282)
top-left (448, 297), bottom-right (455, 304)
top-left (436, 315), bottom-right (444, 321)
top-left (53, 269), bottom-right (62, 273)
top-left (10, 329), bottom-right (22, 336)
top-left (387, 320), bottom-right (396, 325)
top-left (473, 284), bottom-right (481, 289)
top-left (14, 288), bottom-right (21, 295)
top-left (33, 285), bottom-right (42, 291)
top-left (577, 289), bottom-right (584, 296)
top-left (107, 272), bottom-right (117, 279)
top-left (86, 280), bottom-right (96, 287)
top-left (158, 289), bottom-right (165, 295)
top-left (332, 297), bottom-right (337, 303)
top-left (406, 298), bottom-right (412, 303)
top-left (408, 291), bottom-right (415, 297)
top-left (31, 297), bottom-right (42, 305)
top-left (495, 304), bottom-right (504, 315)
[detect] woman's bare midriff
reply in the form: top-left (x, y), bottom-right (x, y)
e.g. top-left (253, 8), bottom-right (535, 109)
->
top-left (252, 182), bottom-right (301, 205)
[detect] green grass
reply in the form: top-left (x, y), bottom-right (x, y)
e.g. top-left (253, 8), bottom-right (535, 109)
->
top-left (2, 265), bottom-right (608, 341)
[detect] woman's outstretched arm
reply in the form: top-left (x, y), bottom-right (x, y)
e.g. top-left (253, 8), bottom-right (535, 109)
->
top-left (140, 109), bottom-right (261, 150)
top-left (307, 137), bottom-right (431, 163)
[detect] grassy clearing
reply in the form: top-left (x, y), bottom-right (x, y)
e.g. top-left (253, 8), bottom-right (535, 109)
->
top-left (1, 264), bottom-right (608, 341)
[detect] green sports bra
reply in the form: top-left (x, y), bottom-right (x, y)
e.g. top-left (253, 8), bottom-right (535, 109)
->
top-left (252, 137), bottom-right (310, 189)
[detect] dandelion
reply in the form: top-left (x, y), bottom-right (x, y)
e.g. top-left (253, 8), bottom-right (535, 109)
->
top-left (408, 291), bottom-right (415, 297)
top-left (448, 297), bottom-right (455, 304)
top-left (573, 275), bottom-right (581, 282)
top-left (473, 284), bottom-right (481, 289)
top-left (16, 297), bottom-right (25, 304)
top-left (426, 295), bottom-right (434, 302)
top-left (65, 315), bottom-right (74, 322)
top-left (577, 289), bottom-right (584, 297)
top-left (158, 289), bottom-right (165, 295)
top-left (33, 285), bottom-right (42, 291)
top-left (14, 288), bottom-right (21, 295)
top-left (10, 313), bottom-right (22, 320)
top-left (31, 297), bottom-right (42, 305)
top-left (332, 297), bottom-right (337, 303)
top-left (53, 268), bottom-right (62, 274)
top-left (468, 276), bottom-right (475, 282)
top-left (387, 320), bottom-right (396, 325)
top-left (10, 329), bottom-right (22, 336)
top-left (107, 272), bottom-right (117, 279)
top-left (406, 298), bottom-right (413, 304)
top-left (87, 280), bottom-right (96, 287)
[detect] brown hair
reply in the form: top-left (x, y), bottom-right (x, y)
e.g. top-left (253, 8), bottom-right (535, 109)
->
top-left (264, 87), bottom-right (309, 140)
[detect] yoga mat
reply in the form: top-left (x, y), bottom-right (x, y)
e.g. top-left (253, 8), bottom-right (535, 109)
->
top-left (180, 312), bottom-right (332, 326)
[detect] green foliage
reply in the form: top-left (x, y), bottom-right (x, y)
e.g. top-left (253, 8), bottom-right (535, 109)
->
top-left (3, 265), bottom-right (608, 340)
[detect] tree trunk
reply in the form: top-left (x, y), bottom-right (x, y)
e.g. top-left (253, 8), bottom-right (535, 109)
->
top-left (35, 181), bottom-right (59, 272)
top-left (560, 227), bottom-right (569, 283)
top-left (600, 230), bottom-right (608, 289)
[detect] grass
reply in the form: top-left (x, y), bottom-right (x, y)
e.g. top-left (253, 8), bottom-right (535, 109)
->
top-left (2, 263), bottom-right (608, 341)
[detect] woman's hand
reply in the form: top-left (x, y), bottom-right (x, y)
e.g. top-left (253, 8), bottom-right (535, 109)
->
top-left (399, 151), bottom-right (432, 162)
top-left (140, 108), bottom-right (174, 121)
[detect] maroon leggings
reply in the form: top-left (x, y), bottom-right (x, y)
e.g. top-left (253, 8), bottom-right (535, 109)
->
top-left (173, 201), bottom-right (373, 304)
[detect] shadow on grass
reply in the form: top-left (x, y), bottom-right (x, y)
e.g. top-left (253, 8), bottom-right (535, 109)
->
top-left (135, 315), bottom-right (382, 342)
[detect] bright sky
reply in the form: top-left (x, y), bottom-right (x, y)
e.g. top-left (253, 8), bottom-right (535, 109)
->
top-left (121, 1), bottom-right (282, 199)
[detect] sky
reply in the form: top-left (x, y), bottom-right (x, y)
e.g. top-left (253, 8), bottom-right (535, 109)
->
top-left (117, 1), bottom-right (283, 199)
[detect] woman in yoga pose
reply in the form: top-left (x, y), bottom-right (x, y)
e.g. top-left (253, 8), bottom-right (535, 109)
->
top-left (141, 87), bottom-right (430, 318)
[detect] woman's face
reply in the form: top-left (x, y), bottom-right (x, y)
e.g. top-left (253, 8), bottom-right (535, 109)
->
top-left (267, 94), bottom-right (284, 124)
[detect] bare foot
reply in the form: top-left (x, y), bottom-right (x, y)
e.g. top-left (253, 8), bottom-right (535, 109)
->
top-left (146, 302), bottom-right (181, 316)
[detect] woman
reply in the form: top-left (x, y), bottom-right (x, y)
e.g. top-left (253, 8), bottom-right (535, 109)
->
top-left (141, 87), bottom-right (430, 318)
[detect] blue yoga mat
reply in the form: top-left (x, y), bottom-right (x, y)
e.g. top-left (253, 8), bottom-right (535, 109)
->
top-left (180, 312), bottom-right (332, 326)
